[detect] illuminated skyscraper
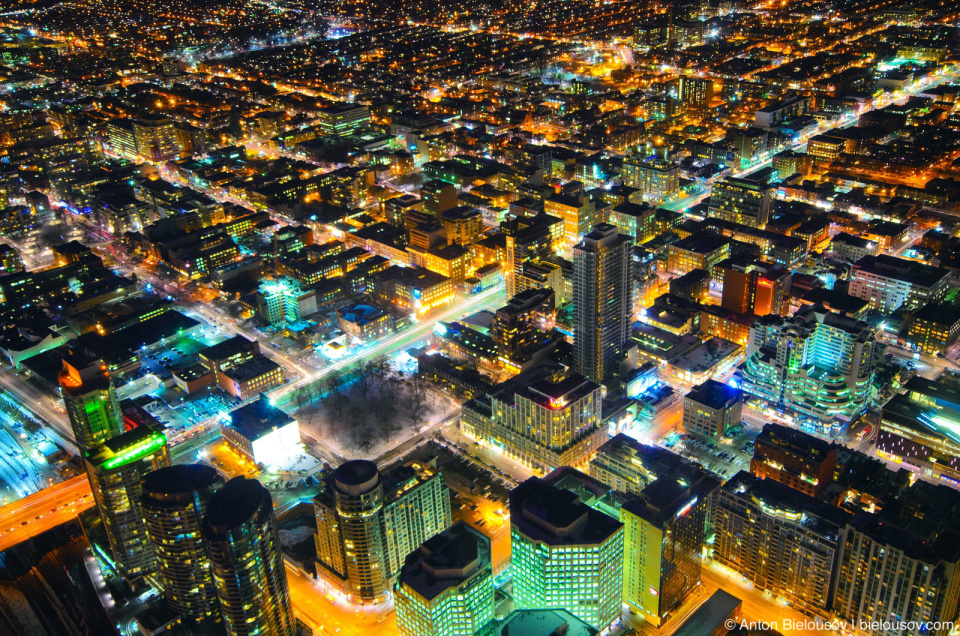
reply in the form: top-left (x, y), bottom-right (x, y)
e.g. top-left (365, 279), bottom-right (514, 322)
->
top-left (586, 435), bottom-right (719, 627)
top-left (395, 521), bottom-right (494, 636)
top-left (202, 477), bottom-right (294, 636)
top-left (140, 464), bottom-right (224, 625)
top-left (59, 356), bottom-right (123, 454)
top-left (510, 476), bottom-right (624, 630)
top-left (85, 424), bottom-right (171, 582)
top-left (619, 473), bottom-right (716, 627)
top-left (314, 459), bottom-right (452, 603)
top-left (573, 223), bottom-right (633, 384)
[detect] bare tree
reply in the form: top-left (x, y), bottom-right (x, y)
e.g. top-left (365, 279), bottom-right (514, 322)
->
top-left (354, 361), bottom-right (372, 402)
top-left (325, 372), bottom-right (345, 419)
top-left (404, 373), bottom-right (430, 426)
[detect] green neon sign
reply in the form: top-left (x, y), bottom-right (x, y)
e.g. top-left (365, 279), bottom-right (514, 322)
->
top-left (103, 434), bottom-right (166, 470)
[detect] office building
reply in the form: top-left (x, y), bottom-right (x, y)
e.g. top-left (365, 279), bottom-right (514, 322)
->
top-left (421, 180), bottom-right (458, 217)
top-left (316, 102), bottom-right (370, 137)
top-left (202, 477), bottom-right (294, 636)
top-left (222, 395), bottom-right (299, 467)
top-left (833, 481), bottom-right (960, 636)
top-left (708, 174), bottom-right (774, 228)
top-left (544, 194), bottom-right (597, 245)
top-left (750, 423), bottom-right (837, 497)
top-left (713, 472), bottom-right (850, 616)
top-left (877, 376), bottom-right (960, 485)
top-left (621, 157), bottom-right (680, 204)
top-left (492, 288), bottom-right (556, 357)
top-left (620, 464), bottom-right (718, 627)
top-left (395, 522), bottom-right (494, 636)
top-left (609, 201), bottom-right (656, 243)
top-left (85, 424), bottom-right (171, 582)
top-left (220, 356), bottom-right (283, 400)
top-left (503, 213), bottom-right (564, 297)
top-left (106, 119), bottom-right (138, 160)
top-left (739, 306), bottom-right (880, 432)
top-left (314, 459), bottom-right (452, 603)
top-left (902, 303), bottom-right (960, 356)
top-left (807, 134), bottom-right (847, 163)
top-left (255, 277), bottom-right (315, 326)
top-left (338, 303), bottom-right (393, 343)
top-left (59, 356), bottom-right (123, 454)
top-left (461, 365), bottom-right (606, 473)
top-left (732, 128), bottom-right (768, 167)
top-left (133, 114), bottom-right (180, 162)
top-left (676, 76), bottom-right (714, 108)
top-left (754, 96), bottom-right (808, 128)
top-left (772, 149), bottom-right (812, 180)
top-left (716, 258), bottom-right (789, 317)
top-left (829, 232), bottom-right (879, 263)
top-left (439, 206), bottom-right (483, 246)
top-left (140, 464), bottom-right (224, 625)
top-left (849, 254), bottom-right (951, 314)
top-left (510, 475), bottom-right (624, 630)
top-left (665, 232), bottom-right (731, 277)
top-left (682, 379), bottom-right (743, 439)
top-left (573, 224), bottom-right (633, 384)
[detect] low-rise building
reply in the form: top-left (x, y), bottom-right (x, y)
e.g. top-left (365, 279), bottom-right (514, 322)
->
top-left (337, 303), bottom-right (393, 343)
top-left (222, 395), bottom-right (299, 466)
top-left (682, 379), bottom-right (743, 439)
top-left (750, 423), bottom-right (837, 497)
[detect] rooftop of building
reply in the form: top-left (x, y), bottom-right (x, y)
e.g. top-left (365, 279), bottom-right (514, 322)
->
top-left (672, 590), bottom-right (742, 636)
top-left (227, 394), bottom-right (294, 442)
top-left (671, 231), bottom-right (730, 254)
top-left (85, 424), bottom-right (166, 470)
top-left (399, 521), bottom-right (490, 602)
top-left (482, 609), bottom-right (599, 636)
top-left (503, 365), bottom-right (600, 410)
top-left (510, 476), bottom-right (623, 547)
top-left (202, 476), bottom-right (271, 537)
top-left (754, 422), bottom-right (836, 461)
top-left (847, 479), bottom-right (960, 563)
top-left (222, 355), bottom-right (280, 383)
top-left (685, 378), bottom-right (743, 410)
top-left (141, 464), bottom-right (222, 503)
top-left (853, 254), bottom-right (950, 287)
top-left (379, 265), bottom-right (450, 289)
top-left (611, 201), bottom-right (653, 218)
top-left (721, 471), bottom-right (852, 535)
top-left (800, 288), bottom-right (870, 316)
top-left (594, 434), bottom-right (705, 481)
top-left (668, 337), bottom-right (742, 373)
top-left (337, 303), bottom-right (386, 325)
top-left (912, 302), bottom-right (960, 326)
top-left (440, 205), bottom-right (482, 222)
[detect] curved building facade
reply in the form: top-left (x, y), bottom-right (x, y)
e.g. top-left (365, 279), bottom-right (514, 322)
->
top-left (141, 464), bottom-right (223, 624)
top-left (334, 460), bottom-right (388, 602)
top-left (202, 477), bottom-right (294, 636)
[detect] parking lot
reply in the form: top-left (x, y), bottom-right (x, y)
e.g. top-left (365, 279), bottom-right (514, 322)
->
top-left (137, 335), bottom-right (218, 379)
top-left (664, 425), bottom-right (760, 479)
